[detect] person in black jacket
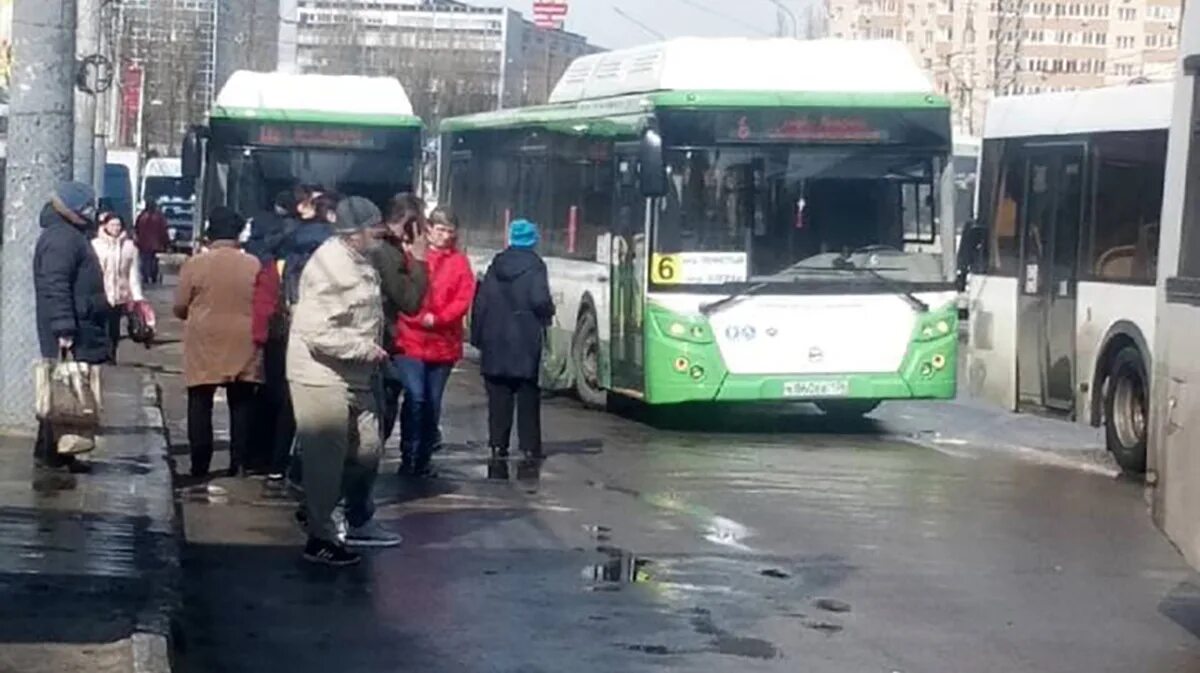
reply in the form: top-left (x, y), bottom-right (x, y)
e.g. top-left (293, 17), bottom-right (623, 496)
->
top-left (33, 181), bottom-right (110, 483)
top-left (470, 219), bottom-right (555, 465)
top-left (371, 193), bottom-right (429, 447)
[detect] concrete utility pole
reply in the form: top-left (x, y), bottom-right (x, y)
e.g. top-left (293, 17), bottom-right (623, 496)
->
top-left (75, 0), bottom-right (100, 186)
top-left (1, 0), bottom-right (78, 431)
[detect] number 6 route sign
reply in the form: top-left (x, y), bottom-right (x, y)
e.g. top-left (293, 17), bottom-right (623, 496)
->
top-left (650, 252), bottom-right (748, 286)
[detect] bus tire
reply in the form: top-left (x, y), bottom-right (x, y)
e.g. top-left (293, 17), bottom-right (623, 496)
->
top-left (572, 309), bottom-right (607, 409)
top-left (1104, 346), bottom-right (1148, 474)
top-left (816, 400), bottom-right (880, 418)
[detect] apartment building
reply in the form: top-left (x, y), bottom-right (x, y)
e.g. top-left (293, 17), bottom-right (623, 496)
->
top-left (826, 0), bottom-right (1182, 134)
top-left (289, 0), bottom-right (602, 123)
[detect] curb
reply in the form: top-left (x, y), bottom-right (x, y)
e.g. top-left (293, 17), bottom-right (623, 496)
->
top-left (127, 372), bottom-right (180, 673)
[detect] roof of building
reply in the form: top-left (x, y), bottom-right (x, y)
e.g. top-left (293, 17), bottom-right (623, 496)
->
top-left (984, 82), bottom-right (1173, 138)
top-left (548, 37), bottom-right (939, 104)
top-left (211, 71), bottom-right (422, 127)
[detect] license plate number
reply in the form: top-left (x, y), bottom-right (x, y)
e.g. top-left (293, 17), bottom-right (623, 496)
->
top-left (783, 380), bottom-right (849, 398)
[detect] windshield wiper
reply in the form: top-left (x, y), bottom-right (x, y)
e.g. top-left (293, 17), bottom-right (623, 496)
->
top-left (700, 282), bottom-right (771, 316)
top-left (831, 258), bottom-right (929, 313)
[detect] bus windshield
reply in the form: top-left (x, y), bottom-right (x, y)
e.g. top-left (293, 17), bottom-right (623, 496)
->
top-left (209, 144), bottom-right (417, 218)
top-left (655, 146), bottom-right (948, 287)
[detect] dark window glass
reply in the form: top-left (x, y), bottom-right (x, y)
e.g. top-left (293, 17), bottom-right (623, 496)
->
top-left (1089, 130), bottom-right (1166, 282)
top-left (1180, 77), bottom-right (1200, 278)
top-left (978, 138), bottom-right (1022, 276)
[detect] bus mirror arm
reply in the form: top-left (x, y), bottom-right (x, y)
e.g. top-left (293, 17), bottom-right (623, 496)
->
top-left (639, 129), bottom-right (668, 198)
top-left (181, 126), bottom-right (204, 180)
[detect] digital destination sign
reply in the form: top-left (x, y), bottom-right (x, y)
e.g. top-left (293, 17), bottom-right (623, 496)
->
top-left (250, 124), bottom-right (390, 151)
top-left (718, 112), bottom-right (889, 143)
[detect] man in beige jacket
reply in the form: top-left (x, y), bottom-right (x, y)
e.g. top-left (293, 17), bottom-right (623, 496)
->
top-left (288, 196), bottom-right (398, 567)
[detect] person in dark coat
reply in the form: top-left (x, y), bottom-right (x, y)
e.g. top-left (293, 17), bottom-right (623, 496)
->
top-left (32, 180), bottom-right (110, 482)
top-left (371, 193), bottom-right (429, 447)
top-left (245, 191), bottom-right (299, 481)
top-left (470, 219), bottom-right (555, 464)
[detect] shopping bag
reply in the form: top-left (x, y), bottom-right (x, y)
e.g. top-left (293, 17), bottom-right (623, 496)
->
top-left (34, 355), bottom-right (103, 428)
top-left (127, 301), bottom-right (156, 345)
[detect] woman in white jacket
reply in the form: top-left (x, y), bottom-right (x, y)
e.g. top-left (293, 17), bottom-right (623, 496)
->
top-left (92, 211), bottom-right (143, 361)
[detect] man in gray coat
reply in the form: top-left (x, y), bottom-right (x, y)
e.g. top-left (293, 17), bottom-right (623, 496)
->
top-left (287, 196), bottom-right (400, 567)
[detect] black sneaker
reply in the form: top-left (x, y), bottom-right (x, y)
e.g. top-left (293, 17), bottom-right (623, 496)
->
top-left (303, 538), bottom-right (361, 567)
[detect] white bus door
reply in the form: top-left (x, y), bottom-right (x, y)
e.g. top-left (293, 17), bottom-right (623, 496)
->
top-left (1016, 145), bottom-right (1085, 414)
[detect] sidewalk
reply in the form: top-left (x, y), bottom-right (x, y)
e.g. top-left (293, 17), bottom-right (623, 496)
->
top-left (879, 395), bottom-right (1117, 476)
top-left (0, 366), bottom-right (178, 673)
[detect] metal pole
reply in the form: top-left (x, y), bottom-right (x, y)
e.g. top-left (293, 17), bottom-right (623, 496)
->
top-left (92, 0), bottom-right (111, 193)
top-left (75, 0), bottom-right (99, 186)
top-left (1, 0), bottom-right (78, 431)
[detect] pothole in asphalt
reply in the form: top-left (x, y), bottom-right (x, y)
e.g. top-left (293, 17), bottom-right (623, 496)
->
top-left (689, 607), bottom-right (781, 660)
top-left (814, 597), bottom-right (852, 613)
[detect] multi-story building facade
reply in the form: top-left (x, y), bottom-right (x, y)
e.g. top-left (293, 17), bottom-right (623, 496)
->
top-left (826, 0), bottom-right (1182, 135)
top-left (289, 0), bottom-right (602, 124)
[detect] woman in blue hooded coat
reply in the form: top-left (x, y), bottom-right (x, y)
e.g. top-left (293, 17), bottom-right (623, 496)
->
top-left (470, 219), bottom-right (555, 463)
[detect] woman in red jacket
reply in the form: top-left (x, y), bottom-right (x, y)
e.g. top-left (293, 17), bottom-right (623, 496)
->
top-left (394, 207), bottom-right (475, 477)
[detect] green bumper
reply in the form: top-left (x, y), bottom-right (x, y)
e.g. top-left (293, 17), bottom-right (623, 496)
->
top-left (643, 303), bottom-right (958, 406)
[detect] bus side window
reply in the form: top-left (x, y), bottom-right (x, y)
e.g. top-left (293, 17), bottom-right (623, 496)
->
top-left (978, 139), bottom-right (1021, 276)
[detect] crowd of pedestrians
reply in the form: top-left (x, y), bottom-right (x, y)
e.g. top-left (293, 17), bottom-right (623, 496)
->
top-left (30, 179), bottom-right (557, 567)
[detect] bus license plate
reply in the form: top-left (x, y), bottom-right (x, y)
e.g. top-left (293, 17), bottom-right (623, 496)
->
top-left (783, 380), bottom-right (849, 398)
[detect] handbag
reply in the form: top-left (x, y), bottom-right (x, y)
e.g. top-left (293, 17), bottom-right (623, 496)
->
top-left (34, 352), bottom-right (103, 429)
top-left (127, 300), bottom-right (156, 345)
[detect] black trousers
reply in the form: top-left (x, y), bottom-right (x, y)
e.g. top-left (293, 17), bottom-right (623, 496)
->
top-left (33, 420), bottom-right (71, 468)
top-left (249, 338), bottom-right (296, 474)
top-left (107, 309), bottom-right (122, 363)
top-left (188, 382), bottom-right (256, 477)
top-left (484, 376), bottom-right (542, 457)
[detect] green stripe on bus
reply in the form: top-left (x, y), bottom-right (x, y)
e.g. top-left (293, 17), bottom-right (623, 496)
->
top-left (210, 106), bottom-right (425, 128)
top-left (647, 90), bottom-right (950, 109)
top-left (439, 90), bottom-right (948, 134)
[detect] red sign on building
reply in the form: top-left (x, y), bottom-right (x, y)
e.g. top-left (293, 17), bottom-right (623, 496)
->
top-left (119, 63), bottom-right (144, 147)
top-left (532, 0), bottom-right (568, 29)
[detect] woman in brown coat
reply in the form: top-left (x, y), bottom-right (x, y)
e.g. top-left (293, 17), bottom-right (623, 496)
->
top-left (174, 207), bottom-right (265, 478)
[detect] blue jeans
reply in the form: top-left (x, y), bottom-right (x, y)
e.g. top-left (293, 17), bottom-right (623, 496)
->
top-left (394, 356), bottom-right (453, 467)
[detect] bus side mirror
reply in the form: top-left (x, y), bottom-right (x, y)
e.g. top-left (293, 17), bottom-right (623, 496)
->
top-left (639, 129), bottom-right (668, 198)
top-left (956, 222), bottom-right (987, 291)
top-left (181, 127), bottom-right (202, 180)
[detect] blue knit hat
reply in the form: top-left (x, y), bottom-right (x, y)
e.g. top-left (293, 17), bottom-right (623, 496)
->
top-left (508, 218), bottom-right (539, 249)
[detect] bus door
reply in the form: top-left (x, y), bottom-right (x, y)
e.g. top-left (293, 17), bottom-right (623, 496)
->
top-left (609, 145), bottom-right (646, 394)
top-left (1016, 144), bottom-right (1085, 414)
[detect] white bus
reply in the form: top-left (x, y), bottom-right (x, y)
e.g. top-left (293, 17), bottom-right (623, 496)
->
top-left (962, 83), bottom-right (1171, 472)
top-left (182, 71), bottom-right (424, 226)
top-left (442, 39), bottom-right (961, 414)
top-left (1149, 9), bottom-right (1200, 566)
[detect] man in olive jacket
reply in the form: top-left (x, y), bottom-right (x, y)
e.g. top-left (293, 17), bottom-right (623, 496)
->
top-left (370, 193), bottom-right (428, 446)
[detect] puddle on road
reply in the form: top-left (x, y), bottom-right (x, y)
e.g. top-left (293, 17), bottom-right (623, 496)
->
top-left (689, 607), bottom-right (781, 660)
top-left (585, 546), bottom-right (654, 590)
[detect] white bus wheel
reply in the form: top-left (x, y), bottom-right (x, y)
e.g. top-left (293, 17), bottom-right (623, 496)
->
top-left (1104, 346), bottom-right (1148, 474)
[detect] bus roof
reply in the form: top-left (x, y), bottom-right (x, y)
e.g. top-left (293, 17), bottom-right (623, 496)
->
top-left (984, 83), bottom-right (1172, 139)
top-left (442, 38), bottom-right (947, 134)
top-left (549, 38), bottom-right (938, 104)
top-left (211, 71), bottom-right (422, 128)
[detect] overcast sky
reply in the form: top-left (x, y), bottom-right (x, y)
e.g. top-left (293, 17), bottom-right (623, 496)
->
top-left (476, 0), bottom-right (815, 50)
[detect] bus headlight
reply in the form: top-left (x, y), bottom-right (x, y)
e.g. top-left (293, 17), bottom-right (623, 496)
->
top-left (931, 354), bottom-right (947, 370)
top-left (690, 365), bottom-right (706, 380)
top-left (651, 310), bottom-right (713, 344)
top-left (674, 357), bottom-right (690, 373)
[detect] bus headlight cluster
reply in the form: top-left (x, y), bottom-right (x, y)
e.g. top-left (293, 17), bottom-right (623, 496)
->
top-left (673, 357), bottom-right (690, 372)
top-left (916, 315), bottom-right (956, 342)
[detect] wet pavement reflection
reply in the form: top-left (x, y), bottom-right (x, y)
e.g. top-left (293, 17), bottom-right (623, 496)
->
top-left (129, 283), bottom-right (1200, 673)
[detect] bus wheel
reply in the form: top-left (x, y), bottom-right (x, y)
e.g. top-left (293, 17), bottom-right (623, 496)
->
top-left (572, 310), bottom-right (607, 409)
top-left (816, 400), bottom-right (880, 419)
top-left (1104, 346), bottom-right (1148, 474)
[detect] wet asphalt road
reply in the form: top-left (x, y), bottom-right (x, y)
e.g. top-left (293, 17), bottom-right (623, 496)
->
top-left (132, 279), bottom-right (1200, 673)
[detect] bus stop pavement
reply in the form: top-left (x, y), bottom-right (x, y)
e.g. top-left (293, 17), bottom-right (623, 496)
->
top-left (0, 366), bottom-right (179, 673)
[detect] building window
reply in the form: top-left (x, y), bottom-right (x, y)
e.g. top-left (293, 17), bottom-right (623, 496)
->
top-left (1118, 7), bottom-right (1136, 20)
top-left (1117, 35), bottom-right (1135, 49)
